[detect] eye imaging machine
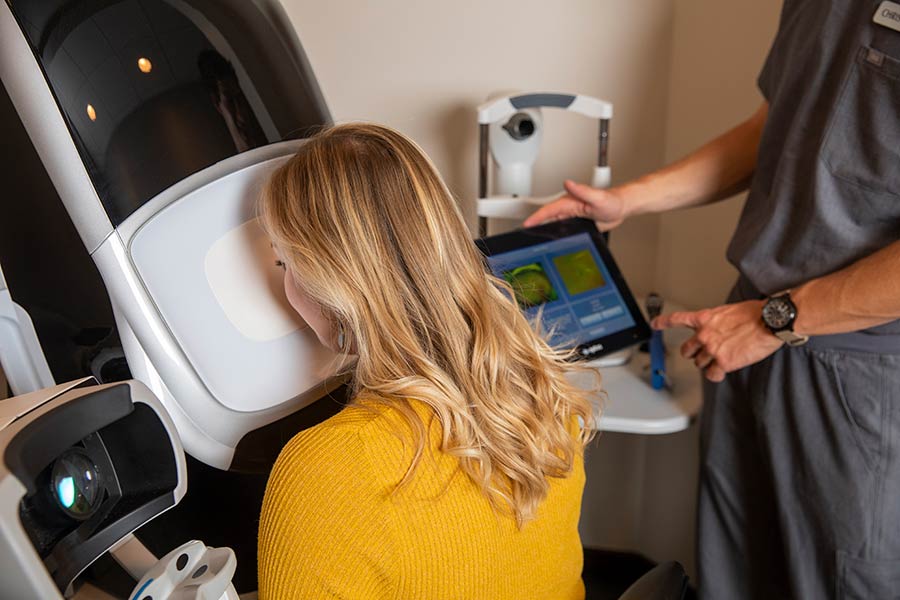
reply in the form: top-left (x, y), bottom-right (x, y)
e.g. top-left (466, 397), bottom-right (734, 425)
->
top-left (0, 0), bottom-right (345, 597)
top-left (0, 0), bottom-right (346, 473)
top-left (475, 91), bottom-right (613, 238)
top-left (0, 378), bottom-right (240, 599)
top-left (476, 91), bottom-right (641, 368)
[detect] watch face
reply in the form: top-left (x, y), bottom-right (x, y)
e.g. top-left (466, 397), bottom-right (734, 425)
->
top-left (763, 297), bottom-right (795, 330)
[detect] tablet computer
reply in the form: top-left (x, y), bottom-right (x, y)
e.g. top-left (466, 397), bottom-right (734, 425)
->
top-left (476, 218), bottom-right (650, 360)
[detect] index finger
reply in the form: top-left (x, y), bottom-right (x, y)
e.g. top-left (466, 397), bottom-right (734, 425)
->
top-left (652, 310), bottom-right (705, 331)
top-left (523, 197), bottom-right (589, 228)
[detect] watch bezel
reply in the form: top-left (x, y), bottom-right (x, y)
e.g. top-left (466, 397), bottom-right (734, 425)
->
top-left (762, 293), bottom-right (798, 333)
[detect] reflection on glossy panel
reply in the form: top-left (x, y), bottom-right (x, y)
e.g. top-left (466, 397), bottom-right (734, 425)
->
top-left (8, 0), bottom-right (330, 225)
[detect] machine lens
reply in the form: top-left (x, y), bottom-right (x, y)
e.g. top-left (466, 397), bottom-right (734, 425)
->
top-left (503, 113), bottom-right (536, 141)
top-left (50, 450), bottom-right (102, 520)
top-left (517, 119), bottom-right (535, 137)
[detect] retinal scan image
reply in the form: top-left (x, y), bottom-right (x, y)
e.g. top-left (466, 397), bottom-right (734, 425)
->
top-left (553, 250), bottom-right (605, 296)
top-left (503, 263), bottom-right (559, 308)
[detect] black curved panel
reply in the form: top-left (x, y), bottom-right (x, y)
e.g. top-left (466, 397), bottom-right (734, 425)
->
top-left (9, 0), bottom-right (331, 225)
top-left (3, 383), bottom-right (133, 494)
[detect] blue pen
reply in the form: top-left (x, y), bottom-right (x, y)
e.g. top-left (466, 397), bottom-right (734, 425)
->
top-left (646, 294), bottom-right (667, 390)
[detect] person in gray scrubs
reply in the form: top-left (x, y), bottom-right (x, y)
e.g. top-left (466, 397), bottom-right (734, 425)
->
top-left (526, 1), bottom-right (900, 598)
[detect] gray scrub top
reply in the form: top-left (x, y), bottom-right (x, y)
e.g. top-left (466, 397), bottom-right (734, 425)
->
top-left (727, 0), bottom-right (900, 337)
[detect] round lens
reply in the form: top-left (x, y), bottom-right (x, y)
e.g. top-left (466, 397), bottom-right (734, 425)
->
top-left (516, 119), bottom-right (535, 137)
top-left (503, 113), bottom-right (537, 141)
top-left (50, 450), bottom-right (101, 520)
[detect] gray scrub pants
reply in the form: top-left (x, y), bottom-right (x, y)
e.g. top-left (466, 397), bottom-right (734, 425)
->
top-left (697, 340), bottom-right (900, 599)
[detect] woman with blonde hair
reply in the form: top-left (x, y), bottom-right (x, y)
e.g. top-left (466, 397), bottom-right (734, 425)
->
top-left (257, 123), bottom-right (598, 599)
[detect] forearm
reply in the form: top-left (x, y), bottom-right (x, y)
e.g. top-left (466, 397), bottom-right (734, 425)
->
top-left (792, 240), bottom-right (900, 336)
top-left (621, 102), bottom-right (769, 218)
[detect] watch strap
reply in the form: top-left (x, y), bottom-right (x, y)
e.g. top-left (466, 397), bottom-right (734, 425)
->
top-left (774, 329), bottom-right (809, 347)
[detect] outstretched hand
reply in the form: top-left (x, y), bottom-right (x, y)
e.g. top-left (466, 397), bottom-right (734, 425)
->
top-left (651, 300), bottom-right (784, 382)
top-left (523, 180), bottom-right (627, 231)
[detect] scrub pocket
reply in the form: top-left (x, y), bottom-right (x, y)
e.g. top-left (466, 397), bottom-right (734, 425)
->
top-left (837, 551), bottom-right (900, 599)
top-left (821, 45), bottom-right (900, 198)
top-left (824, 350), bottom-right (887, 479)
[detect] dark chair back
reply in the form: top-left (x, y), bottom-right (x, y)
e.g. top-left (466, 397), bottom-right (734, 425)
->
top-left (618, 561), bottom-right (688, 600)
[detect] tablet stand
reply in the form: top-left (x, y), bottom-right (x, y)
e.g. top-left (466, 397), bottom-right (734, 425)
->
top-left (590, 347), bottom-right (634, 368)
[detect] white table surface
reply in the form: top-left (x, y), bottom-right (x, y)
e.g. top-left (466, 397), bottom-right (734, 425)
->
top-left (567, 301), bottom-right (704, 435)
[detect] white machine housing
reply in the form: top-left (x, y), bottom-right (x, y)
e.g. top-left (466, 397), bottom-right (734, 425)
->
top-left (0, 0), bottom-right (348, 470)
top-left (488, 106), bottom-right (544, 197)
top-left (0, 262), bottom-right (55, 396)
top-left (476, 91), bottom-right (614, 236)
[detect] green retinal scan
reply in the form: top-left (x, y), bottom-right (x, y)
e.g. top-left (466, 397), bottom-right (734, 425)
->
top-left (552, 250), bottom-right (605, 296)
top-left (504, 263), bottom-right (558, 308)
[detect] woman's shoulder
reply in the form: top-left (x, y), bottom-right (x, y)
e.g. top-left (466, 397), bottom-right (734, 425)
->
top-left (259, 404), bottom-right (403, 598)
top-left (271, 402), bottom-right (409, 486)
top-left (285, 400), bottom-right (401, 445)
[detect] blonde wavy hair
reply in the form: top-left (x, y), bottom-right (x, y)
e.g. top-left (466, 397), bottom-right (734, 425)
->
top-left (260, 123), bottom-right (598, 526)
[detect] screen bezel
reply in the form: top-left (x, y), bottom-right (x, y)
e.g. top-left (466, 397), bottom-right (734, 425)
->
top-left (476, 217), bottom-right (651, 360)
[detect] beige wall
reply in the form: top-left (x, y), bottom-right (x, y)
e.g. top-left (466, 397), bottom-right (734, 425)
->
top-left (656, 1), bottom-right (782, 309)
top-left (280, 0), bottom-right (676, 295)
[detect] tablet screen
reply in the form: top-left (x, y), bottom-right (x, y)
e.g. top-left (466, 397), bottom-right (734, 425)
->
top-left (477, 218), bottom-right (649, 358)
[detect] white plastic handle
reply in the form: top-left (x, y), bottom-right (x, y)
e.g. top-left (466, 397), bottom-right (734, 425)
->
top-left (129, 540), bottom-right (238, 600)
top-left (476, 193), bottom-right (563, 220)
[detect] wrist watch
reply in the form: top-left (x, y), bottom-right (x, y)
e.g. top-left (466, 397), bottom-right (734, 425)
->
top-left (761, 292), bottom-right (809, 347)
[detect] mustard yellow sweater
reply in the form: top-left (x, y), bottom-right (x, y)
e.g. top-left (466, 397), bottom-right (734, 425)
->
top-left (258, 402), bottom-right (586, 599)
